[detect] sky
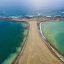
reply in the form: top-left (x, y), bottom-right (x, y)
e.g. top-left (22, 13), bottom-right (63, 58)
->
top-left (0, 0), bottom-right (64, 10)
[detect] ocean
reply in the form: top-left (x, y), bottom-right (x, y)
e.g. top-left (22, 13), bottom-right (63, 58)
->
top-left (0, 6), bottom-right (64, 16)
top-left (41, 21), bottom-right (64, 56)
top-left (0, 20), bottom-right (28, 64)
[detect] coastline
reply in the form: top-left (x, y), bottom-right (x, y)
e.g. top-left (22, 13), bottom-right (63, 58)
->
top-left (0, 16), bottom-right (64, 21)
top-left (0, 16), bottom-right (64, 64)
top-left (12, 22), bottom-right (30, 64)
top-left (39, 22), bottom-right (64, 63)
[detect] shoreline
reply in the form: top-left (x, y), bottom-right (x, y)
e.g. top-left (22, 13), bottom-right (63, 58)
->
top-left (0, 16), bottom-right (64, 22)
top-left (12, 22), bottom-right (30, 64)
top-left (39, 22), bottom-right (64, 63)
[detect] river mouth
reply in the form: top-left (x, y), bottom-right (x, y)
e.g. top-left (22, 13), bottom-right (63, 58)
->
top-left (0, 20), bottom-right (28, 64)
top-left (40, 21), bottom-right (64, 60)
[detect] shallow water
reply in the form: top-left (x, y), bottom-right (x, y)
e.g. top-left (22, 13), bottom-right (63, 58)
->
top-left (41, 21), bottom-right (64, 55)
top-left (0, 20), bottom-right (28, 64)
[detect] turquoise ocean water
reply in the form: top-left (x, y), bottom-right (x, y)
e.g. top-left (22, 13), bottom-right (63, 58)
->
top-left (41, 21), bottom-right (64, 55)
top-left (0, 20), bottom-right (28, 64)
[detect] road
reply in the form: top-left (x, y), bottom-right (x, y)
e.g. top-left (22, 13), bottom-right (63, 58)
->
top-left (17, 21), bottom-right (63, 64)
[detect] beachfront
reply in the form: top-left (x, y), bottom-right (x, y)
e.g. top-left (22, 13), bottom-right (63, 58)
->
top-left (11, 16), bottom-right (64, 64)
top-left (0, 16), bottom-right (64, 64)
top-left (17, 21), bottom-right (63, 64)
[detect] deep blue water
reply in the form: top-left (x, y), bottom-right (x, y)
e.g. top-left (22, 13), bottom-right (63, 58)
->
top-left (0, 6), bottom-right (64, 16)
top-left (0, 20), bottom-right (28, 64)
